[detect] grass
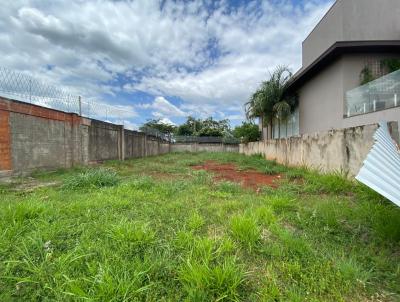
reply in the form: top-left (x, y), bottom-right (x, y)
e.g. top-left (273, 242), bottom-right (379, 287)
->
top-left (62, 167), bottom-right (120, 190)
top-left (0, 152), bottom-right (399, 301)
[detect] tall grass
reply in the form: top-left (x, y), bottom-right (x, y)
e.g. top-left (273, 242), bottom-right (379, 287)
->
top-left (1, 152), bottom-right (399, 301)
top-left (178, 257), bottom-right (246, 301)
top-left (62, 168), bottom-right (120, 190)
top-left (230, 215), bottom-right (261, 250)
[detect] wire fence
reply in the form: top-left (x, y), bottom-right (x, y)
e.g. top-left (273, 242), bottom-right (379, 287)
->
top-left (0, 67), bottom-right (240, 144)
top-left (0, 66), bottom-right (138, 127)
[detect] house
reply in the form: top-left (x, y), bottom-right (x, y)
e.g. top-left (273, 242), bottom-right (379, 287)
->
top-left (263, 0), bottom-right (400, 140)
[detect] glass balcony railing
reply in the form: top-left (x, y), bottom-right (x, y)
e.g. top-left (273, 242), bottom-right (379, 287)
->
top-left (345, 69), bottom-right (400, 117)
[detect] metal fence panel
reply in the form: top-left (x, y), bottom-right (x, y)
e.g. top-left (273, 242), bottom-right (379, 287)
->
top-left (356, 121), bottom-right (400, 207)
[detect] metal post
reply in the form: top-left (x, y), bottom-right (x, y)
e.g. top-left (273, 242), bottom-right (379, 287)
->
top-left (363, 103), bottom-right (366, 113)
top-left (373, 100), bottom-right (376, 112)
top-left (395, 94), bottom-right (398, 107)
top-left (78, 96), bottom-right (82, 116)
top-left (29, 79), bottom-right (32, 103)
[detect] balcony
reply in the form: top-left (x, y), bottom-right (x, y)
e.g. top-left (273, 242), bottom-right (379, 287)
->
top-left (345, 69), bottom-right (400, 117)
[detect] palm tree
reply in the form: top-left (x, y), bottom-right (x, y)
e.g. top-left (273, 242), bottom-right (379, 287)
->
top-left (245, 66), bottom-right (298, 139)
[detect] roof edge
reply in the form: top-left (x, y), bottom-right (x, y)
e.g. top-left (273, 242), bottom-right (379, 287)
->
top-left (288, 40), bottom-right (400, 91)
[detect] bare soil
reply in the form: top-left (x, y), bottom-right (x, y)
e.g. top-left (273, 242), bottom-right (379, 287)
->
top-left (191, 160), bottom-right (281, 190)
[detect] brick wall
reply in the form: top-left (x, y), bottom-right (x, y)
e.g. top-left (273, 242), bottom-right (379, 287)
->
top-left (0, 110), bottom-right (12, 171)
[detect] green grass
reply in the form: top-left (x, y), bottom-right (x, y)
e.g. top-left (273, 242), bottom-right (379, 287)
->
top-left (0, 152), bottom-right (399, 301)
top-left (62, 167), bottom-right (120, 190)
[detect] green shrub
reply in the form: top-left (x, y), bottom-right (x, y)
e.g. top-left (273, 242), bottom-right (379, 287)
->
top-left (62, 168), bottom-right (119, 190)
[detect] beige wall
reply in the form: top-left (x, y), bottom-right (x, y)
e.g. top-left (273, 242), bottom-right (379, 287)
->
top-left (298, 56), bottom-right (344, 134)
top-left (303, 0), bottom-right (400, 68)
top-left (302, 0), bottom-right (343, 68)
top-left (240, 122), bottom-right (398, 177)
top-left (171, 143), bottom-right (239, 153)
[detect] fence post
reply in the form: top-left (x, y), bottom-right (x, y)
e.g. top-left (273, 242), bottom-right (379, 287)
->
top-left (78, 96), bottom-right (82, 116)
top-left (144, 134), bottom-right (148, 157)
top-left (29, 79), bottom-right (32, 103)
top-left (119, 125), bottom-right (125, 161)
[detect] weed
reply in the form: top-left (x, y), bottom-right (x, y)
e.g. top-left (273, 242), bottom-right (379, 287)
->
top-left (254, 206), bottom-right (277, 226)
top-left (62, 168), bottom-right (120, 190)
top-left (178, 257), bottom-right (246, 301)
top-left (187, 212), bottom-right (205, 232)
top-left (303, 170), bottom-right (354, 194)
top-left (230, 215), bottom-right (261, 250)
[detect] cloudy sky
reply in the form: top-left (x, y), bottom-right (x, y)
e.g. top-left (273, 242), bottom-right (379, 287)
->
top-left (1, 0), bottom-right (333, 129)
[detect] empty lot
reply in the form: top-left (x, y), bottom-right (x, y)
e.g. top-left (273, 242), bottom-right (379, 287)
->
top-left (1, 152), bottom-right (399, 301)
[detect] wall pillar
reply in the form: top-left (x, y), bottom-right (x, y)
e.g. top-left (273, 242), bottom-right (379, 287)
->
top-left (144, 134), bottom-right (148, 157)
top-left (0, 109), bottom-right (12, 172)
top-left (118, 125), bottom-right (125, 161)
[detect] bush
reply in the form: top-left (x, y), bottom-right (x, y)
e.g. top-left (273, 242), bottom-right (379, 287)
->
top-left (233, 122), bottom-right (260, 143)
top-left (62, 168), bottom-right (120, 190)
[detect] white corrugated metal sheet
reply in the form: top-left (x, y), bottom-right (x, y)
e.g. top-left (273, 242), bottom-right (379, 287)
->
top-left (356, 122), bottom-right (400, 207)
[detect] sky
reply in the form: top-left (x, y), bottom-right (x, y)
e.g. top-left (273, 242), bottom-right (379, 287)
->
top-left (0, 0), bottom-right (333, 129)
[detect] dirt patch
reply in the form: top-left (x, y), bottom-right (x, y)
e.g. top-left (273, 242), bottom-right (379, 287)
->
top-left (191, 160), bottom-right (281, 190)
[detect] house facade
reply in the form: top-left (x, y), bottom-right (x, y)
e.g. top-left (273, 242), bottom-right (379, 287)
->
top-left (263, 0), bottom-right (400, 139)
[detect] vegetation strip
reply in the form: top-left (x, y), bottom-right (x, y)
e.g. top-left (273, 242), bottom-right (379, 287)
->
top-left (0, 152), bottom-right (399, 301)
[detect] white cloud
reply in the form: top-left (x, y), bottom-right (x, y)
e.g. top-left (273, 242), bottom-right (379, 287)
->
top-left (0, 0), bottom-right (333, 124)
top-left (140, 96), bottom-right (186, 118)
top-left (158, 117), bottom-right (175, 126)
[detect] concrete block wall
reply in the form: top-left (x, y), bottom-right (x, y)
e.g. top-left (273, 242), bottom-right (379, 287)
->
top-left (239, 122), bottom-right (399, 176)
top-left (124, 130), bottom-right (146, 158)
top-left (171, 143), bottom-right (239, 153)
top-left (88, 120), bottom-right (121, 162)
top-left (0, 97), bottom-right (173, 176)
top-left (10, 112), bottom-right (73, 171)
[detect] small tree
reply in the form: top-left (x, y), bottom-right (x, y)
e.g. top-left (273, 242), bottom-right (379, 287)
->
top-left (233, 122), bottom-right (260, 143)
top-left (245, 66), bottom-right (298, 138)
top-left (175, 116), bottom-right (203, 136)
top-left (140, 119), bottom-right (176, 135)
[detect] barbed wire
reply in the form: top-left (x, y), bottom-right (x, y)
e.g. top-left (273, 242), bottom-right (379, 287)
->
top-left (0, 66), bottom-right (137, 127)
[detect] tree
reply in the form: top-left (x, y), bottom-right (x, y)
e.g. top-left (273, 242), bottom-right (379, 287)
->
top-left (139, 119), bottom-right (176, 135)
top-left (175, 116), bottom-right (231, 137)
top-left (197, 117), bottom-right (230, 137)
top-left (175, 116), bottom-right (202, 136)
top-left (233, 122), bottom-right (260, 143)
top-left (245, 66), bottom-right (298, 138)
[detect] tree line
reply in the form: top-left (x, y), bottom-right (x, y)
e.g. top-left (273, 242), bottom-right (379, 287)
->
top-left (140, 66), bottom-right (298, 143)
top-left (140, 116), bottom-right (260, 143)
